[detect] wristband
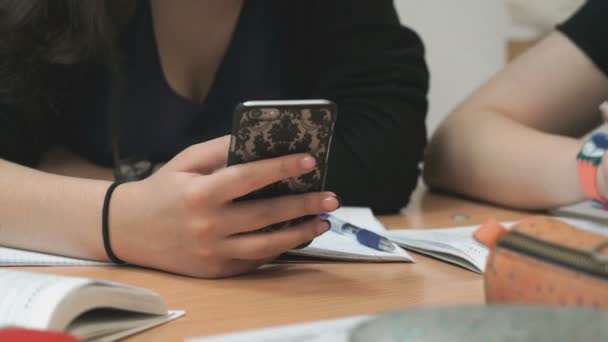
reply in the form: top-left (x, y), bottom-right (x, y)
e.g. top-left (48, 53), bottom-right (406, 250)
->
top-left (102, 182), bottom-right (126, 264)
top-left (577, 133), bottom-right (608, 209)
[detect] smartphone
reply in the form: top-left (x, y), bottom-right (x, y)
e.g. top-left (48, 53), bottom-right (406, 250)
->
top-left (227, 99), bottom-right (338, 233)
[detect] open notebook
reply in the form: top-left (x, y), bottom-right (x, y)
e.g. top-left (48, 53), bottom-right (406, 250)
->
top-left (0, 208), bottom-right (411, 266)
top-left (285, 207), bottom-right (412, 262)
top-left (387, 226), bottom-right (488, 273)
top-left (387, 216), bottom-right (608, 273)
top-left (0, 269), bottom-right (183, 341)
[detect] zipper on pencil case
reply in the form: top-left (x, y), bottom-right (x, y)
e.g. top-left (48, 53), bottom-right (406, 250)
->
top-left (497, 232), bottom-right (608, 280)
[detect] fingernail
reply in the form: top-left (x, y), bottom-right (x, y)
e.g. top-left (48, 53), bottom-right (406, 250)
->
top-left (300, 156), bottom-right (316, 171)
top-left (600, 101), bottom-right (608, 114)
top-left (317, 219), bottom-right (331, 235)
top-left (321, 195), bottom-right (340, 212)
top-left (326, 193), bottom-right (342, 209)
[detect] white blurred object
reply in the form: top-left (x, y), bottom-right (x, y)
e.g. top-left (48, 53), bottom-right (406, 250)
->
top-left (506, 0), bottom-right (585, 40)
top-left (395, 0), bottom-right (508, 134)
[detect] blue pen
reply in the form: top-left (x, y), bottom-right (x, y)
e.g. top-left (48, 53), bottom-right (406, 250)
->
top-left (320, 213), bottom-right (396, 252)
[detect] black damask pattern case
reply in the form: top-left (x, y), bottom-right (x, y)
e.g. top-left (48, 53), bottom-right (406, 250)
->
top-left (228, 100), bottom-right (338, 233)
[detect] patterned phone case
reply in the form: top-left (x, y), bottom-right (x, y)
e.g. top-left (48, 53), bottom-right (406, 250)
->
top-left (228, 100), bottom-right (338, 233)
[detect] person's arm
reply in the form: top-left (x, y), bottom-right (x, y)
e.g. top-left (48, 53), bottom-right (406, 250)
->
top-left (38, 148), bottom-right (115, 180)
top-left (283, 0), bottom-right (429, 214)
top-left (1, 135), bottom-right (340, 278)
top-left (424, 32), bottom-right (608, 209)
top-left (0, 158), bottom-right (113, 260)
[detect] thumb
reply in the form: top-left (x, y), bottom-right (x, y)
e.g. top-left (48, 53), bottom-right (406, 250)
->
top-left (163, 135), bottom-right (230, 174)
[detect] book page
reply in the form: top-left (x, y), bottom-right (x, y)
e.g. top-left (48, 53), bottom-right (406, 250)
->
top-left (330, 207), bottom-right (386, 234)
top-left (288, 231), bottom-right (412, 262)
top-left (0, 247), bottom-right (112, 266)
top-left (386, 217), bottom-right (607, 272)
top-left (402, 246), bottom-right (481, 273)
top-left (188, 315), bottom-right (371, 342)
top-left (287, 207), bottom-right (412, 262)
top-left (387, 226), bottom-right (488, 272)
top-left (70, 310), bottom-right (185, 342)
top-left (0, 270), bottom-right (91, 329)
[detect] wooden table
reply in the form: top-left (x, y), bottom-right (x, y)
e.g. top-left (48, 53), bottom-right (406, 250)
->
top-left (21, 189), bottom-right (528, 341)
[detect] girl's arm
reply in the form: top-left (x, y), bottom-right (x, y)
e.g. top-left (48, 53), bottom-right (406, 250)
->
top-left (424, 32), bottom-right (608, 209)
top-left (0, 137), bottom-right (340, 278)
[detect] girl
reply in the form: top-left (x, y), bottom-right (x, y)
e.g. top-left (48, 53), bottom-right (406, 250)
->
top-left (0, 0), bottom-right (428, 278)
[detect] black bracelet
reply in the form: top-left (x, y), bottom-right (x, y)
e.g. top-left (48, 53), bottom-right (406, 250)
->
top-left (102, 182), bottom-right (127, 264)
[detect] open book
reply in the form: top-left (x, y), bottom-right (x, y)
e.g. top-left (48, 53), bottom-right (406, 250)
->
top-left (387, 225), bottom-right (488, 273)
top-left (387, 216), bottom-right (608, 273)
top-left (285, 207), bottom-right (412, 262)
top-left (0, 270), bottom-right (184, 341)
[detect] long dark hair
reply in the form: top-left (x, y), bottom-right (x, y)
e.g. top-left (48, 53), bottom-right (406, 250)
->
top-left (0, 0), bottom-right (135, 110)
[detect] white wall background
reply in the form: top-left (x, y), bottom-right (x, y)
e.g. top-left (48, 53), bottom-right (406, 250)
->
top-left (395, 0), bottom-right (509, 134)
top-left (394, 0), bottom-right (584, 135)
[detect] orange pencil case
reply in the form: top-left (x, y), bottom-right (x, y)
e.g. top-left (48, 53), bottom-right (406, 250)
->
top-left (475, 216), bottom-right (608, 308)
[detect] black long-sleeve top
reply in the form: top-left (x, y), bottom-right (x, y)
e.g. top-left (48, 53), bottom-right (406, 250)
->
top-left (0, 0), bottom-right (428, 214)
top-left (558, 0), bottom-right (608, 78)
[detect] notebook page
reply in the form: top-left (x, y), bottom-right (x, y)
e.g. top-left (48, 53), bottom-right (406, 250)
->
top-left (288, 230), bottom-right (412, 262)
top-left (403, 246), bottom-right (482, 273)
top-left (330, 207), bottom-right (386, 233)
top-left (0, 270), bottom-right (91, 329)
top-left (0, 247), bottom-right (112, 266)
top-left (387, 226), bottom-right (487, 271)
top-left (288, 207), bottom-right (412, 262)
top-left (388, 217), bottom-right (607, 272)
top-left (188, 315), bottom-right (371, 342)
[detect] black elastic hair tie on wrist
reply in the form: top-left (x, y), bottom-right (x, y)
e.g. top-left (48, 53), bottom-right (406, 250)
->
top-left (102, 182), bottom-right (126, 264)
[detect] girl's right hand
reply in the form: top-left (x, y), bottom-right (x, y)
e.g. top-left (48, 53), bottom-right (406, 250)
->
top-left (109, 136), bottom-right (339, 278)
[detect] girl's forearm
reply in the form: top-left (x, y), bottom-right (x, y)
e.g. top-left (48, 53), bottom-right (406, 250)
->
top-left (0, 159), bottom-right (112, 260)
top-left (424, 110), bottom-right (585, 209)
